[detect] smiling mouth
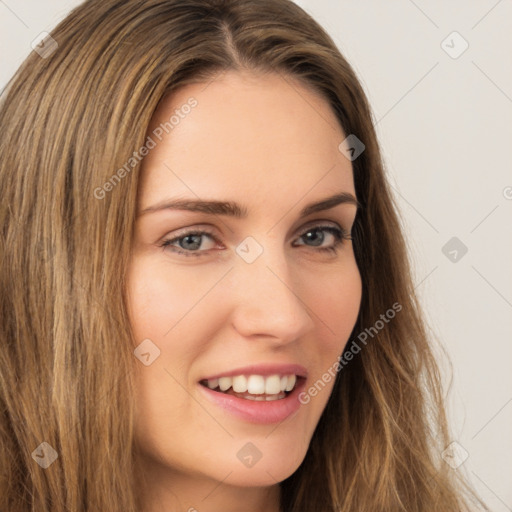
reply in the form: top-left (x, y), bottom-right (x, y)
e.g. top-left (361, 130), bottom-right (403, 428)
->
top-left (199, 374), bottom-right (299, 401)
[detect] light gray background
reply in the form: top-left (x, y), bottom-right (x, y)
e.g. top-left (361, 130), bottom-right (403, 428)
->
top-left (1, 1), bottom-right (511, 509)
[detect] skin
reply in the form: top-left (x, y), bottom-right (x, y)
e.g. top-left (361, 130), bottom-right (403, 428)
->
top-left (126, 69), bottom-right (362, 512)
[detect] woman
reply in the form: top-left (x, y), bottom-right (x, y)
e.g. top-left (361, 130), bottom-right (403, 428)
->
top-left (0, 0), bottom-right (486, 511)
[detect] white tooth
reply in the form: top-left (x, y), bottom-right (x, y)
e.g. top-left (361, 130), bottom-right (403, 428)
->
top-left (247, 375), bottom-right (265, 394)
top-left (265, 394), bottom-right (282, 401)
top-left (280, 376), bottom-right (288, 392)
top-left (218, 377), bottom-right (232, 391)
top-left (232, 375), bottom-right (248, 393)
top-left (245, 395), bottom-right (266, 401)
top-left (285, 374), bottom-right (296, 391)
top-left (265, 375), bottom-right (281, 395)
top-left (207, 378), bottom-right (219, 389)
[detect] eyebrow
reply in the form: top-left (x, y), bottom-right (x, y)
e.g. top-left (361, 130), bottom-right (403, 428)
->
top-left (138, 192), bottom-right (360, 218)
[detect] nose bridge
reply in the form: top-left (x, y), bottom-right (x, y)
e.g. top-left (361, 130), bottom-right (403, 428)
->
top-left (229, 237), bottom-right (314, 341)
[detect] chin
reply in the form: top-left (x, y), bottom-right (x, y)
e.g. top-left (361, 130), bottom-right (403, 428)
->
top-left (212, 442), bottom-right (307, 487)
top-left (226, 461), bottom-right (302, 487)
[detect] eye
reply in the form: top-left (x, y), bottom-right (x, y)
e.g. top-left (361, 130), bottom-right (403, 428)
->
top-left (160, 223), bottom-right (352, 258)
top-left (293, 224), bottom-right (352, 254)
top-left (161, 229), bottom-right (219, 257)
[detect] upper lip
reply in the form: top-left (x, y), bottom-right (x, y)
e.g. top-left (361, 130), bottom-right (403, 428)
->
top-left (199, 363), bottom-right (308, 381)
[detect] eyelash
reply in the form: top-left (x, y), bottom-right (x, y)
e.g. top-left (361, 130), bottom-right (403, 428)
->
top-left (160, 223), bottom-right (352, 258)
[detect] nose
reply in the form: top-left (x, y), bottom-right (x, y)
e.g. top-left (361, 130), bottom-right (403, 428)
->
top-left (228, 242), bottom-right (315, 344)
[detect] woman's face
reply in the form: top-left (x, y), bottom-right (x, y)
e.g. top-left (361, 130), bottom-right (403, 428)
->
top-left (127, 70), bottom-right (361, 499)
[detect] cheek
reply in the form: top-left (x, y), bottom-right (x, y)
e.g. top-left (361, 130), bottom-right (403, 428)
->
top-left (126, 258), bottom-right (199, 406)
top-left (296, 260), bottom-right (361, 418)
top-left (126, 256), bottom-right (204, 344)
top-left (126, 251), bottom-right (362, 482)
top-left (306, 258), bottom-right (362, 349)
top-left (127, 259), bottom-right (210, 456)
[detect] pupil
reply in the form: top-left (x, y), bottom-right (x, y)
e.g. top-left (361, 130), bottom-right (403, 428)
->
top-left (305, 229), bottom-right (323, 246)
top-left (182, 234), bottom-right (201, 250)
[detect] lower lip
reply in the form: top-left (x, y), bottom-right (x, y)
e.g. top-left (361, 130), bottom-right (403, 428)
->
top-left (198, 379), bottom-right (306, 425)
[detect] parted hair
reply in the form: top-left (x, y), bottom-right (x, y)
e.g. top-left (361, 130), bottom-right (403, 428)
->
top-left (0, 0), bottom-right (486, 510)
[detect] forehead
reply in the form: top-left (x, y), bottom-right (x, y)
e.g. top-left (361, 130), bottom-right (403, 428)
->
top-left (139, 70), bottom-right (355, 212)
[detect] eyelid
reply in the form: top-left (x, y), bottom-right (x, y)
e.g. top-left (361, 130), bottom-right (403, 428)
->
top-left (296, 218), bottom-right (343, 233)
top-left (161, 219), bottom-right (349, 244)
top-left (161, 226), bottom-right (221, 249)
top-left (159, 218), bottom-right (352, 260)
top-left (164, 224), bottom-right (217, 239)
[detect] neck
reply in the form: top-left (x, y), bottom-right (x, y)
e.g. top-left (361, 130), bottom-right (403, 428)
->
top-left (135, 452), bottom-right (282, 512)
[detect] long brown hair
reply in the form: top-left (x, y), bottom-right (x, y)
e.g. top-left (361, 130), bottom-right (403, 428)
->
top-left (0, 0), bottom-right (486, 510)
